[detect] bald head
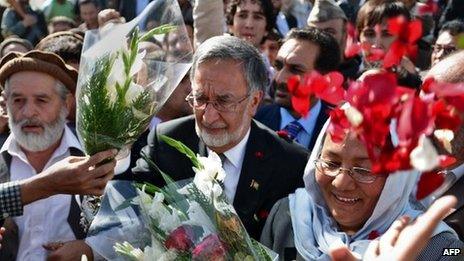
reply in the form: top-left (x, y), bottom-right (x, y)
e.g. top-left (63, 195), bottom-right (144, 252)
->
top-left (426, 50), bottom-right (464, 165)
top-left (426, 50), bottom-right (464, 83)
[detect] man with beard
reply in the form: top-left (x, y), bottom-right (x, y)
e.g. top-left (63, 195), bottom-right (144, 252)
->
top-left (420, 50), bottom-right (464, 240)
top-left (0, 51), bottom-right (116, 260)
top-left (255, 27), bottom-right (340, 151)
top-left (50, 35), bottom-right (308, 260)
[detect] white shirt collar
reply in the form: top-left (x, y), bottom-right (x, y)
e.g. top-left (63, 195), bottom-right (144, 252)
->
top-left (207, 128), bottom-right (251, 168)
top-left (1, 126), bottom-right (82, 160)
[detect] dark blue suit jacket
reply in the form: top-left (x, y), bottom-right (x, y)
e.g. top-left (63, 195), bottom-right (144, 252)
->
top-left (254, 102), bottom-right (331, 151)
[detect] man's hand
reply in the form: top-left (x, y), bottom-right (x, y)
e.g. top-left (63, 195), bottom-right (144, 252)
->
top-left (97, 9), bottom-right (125, 28)
top-left (21, 14), bottom-right (37, 27)
top-left (330, 195), bottom-right (457, 261)
top-left (21, 149), bottom-right (118, 204)
top-left (45, 240), bottom-right (93, 261)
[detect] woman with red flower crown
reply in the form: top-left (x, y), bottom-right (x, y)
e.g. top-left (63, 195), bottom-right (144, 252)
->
top-left (260, 118), bottom-right (464, 260)
top-left (355, 0), bottom-right (423, 89)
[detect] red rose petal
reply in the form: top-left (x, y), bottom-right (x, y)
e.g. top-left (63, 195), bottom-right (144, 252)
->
top-left (416, 171), bottom-right (445, 200)
top-left (439, 155), bottom-right (456, 168)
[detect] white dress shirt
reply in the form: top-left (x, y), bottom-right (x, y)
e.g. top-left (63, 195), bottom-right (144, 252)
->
top-left (207, 128), bottom-right (251, 203)
top-left (279, 100), bottom-right (322, 148)
top-left (0, 126), bottom-right (82, 261)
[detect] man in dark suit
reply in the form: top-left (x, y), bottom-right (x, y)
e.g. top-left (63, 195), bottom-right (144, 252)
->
top-left (424, 50), bottom-right (464, 240)
top-left (132, 35), bottom-right (308, 240)
top-left (55, 35), bottom-right (309, 260)
top-left (255, 27), bottom-right (340, 151)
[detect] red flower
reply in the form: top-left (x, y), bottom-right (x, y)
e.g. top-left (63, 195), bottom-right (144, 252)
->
top-left (192, 234), bottom-right (227, 261)
top-left (384, 16), bottom-right (422, 68)
top-left (417, 0), bottom-right (439, 15)
top-left (345, 23), bottom-right (362, 58)
top-left (287, 71), bottom-right (345, 117)
top-left (439, 155), bottom-right (456, 168)
top-left (257, 209), bottom-right (269, 220)
top-left (287, 75), bottom-right (312, 117)
top-left (396, 96), bottom-right (434, 147)
top-left (164, 225), bottom-right (194, 251)
top-left (368, 230), bottom-right (380, 240)
top-left (416, 171), bottom-right (445, 200)
top-left (310, 71), bottom-right (345, 105)
top-left (361, 43), bottom-right (386, 63)
top-left (328, 107), bottom-right (350, 143)
top-left (276, 130), bottom-right (289, 139)
top-left (432, 100), bottom-right (462, 132)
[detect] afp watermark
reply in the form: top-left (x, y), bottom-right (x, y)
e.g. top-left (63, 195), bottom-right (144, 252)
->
top-left (442, 248), bottom-right (462, 256)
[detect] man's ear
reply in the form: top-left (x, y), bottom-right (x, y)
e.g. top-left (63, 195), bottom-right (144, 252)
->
top-left (65, 93), bottom-right (74, 114)
top-left (249, 90), bottom-right (264, 115)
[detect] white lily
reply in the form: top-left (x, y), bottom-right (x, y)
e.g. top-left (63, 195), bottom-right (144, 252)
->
top-left (106, 49), bottom-right (147, 105)
top-left (143, 239), bottom-right (177, 261)
top-left (133, 185), bottom-right (153, 208)
top-left (147, 192), bottom-right (181, 232)
top-left (410, 135), bottom-right (440, 171)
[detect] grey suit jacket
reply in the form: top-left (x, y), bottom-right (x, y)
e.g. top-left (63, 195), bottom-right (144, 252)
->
top-left (261, 197), bottom-right (464, 261)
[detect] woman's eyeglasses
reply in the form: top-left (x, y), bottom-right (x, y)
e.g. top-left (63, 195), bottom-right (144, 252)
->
top-left (314, 158), bottom-right (378, 184)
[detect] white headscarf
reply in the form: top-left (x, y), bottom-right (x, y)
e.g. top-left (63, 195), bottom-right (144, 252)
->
top-left (288, 120), bottom-right (457, 260)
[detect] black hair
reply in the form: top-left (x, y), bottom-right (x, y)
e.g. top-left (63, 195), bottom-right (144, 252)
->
top-left (285, 27), bottom-right (341, 73)
top-left (225, 0), bottom-right (276, 33)
top-left (439, 19), bottom-right (464, 36)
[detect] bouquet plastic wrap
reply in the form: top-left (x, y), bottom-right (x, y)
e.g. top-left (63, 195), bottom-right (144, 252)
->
top-left (76, 0), bottom-right (192, 228)
top-left (76, 0), bottom-right (192, 158)
top-left (86, 136), bottom-right (278, 260)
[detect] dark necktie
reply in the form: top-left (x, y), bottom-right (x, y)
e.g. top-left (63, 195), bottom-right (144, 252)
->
top-left (282, 120), bottom-right (303, 140)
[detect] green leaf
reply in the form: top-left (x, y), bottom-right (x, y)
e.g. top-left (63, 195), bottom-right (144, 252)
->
top-left (138, 24), bottom-right (177, 43)
top-left (160, 135), bottom-right (201, 169)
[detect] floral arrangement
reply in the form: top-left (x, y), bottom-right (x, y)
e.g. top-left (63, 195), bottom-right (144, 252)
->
top-left (77, 24), bottom-right (176, 156)
top-left (75, 0), bottom-right (193, 230)
top-left (113, 136), bottom-right (277, 261)
top-left (287, 68), bottom-right (464, 200)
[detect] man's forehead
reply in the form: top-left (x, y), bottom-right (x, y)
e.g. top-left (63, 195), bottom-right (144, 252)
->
top-left (277, 39), bottom-right (319, 61)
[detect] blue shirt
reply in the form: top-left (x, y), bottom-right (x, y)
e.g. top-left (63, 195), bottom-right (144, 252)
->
top-left (279, 100), bottom-right (322, 148)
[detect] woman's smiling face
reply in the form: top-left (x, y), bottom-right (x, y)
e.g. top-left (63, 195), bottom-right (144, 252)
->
top-left (315, 133), bottom-right (387, 234)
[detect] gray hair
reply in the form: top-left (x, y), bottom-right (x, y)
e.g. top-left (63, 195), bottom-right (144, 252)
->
top-left (190, 35), bottom-right (269, 93)
top-left (4, 78), bottom-right (69, 101)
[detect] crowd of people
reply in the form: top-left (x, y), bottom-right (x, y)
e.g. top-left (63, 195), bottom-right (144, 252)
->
top-left (0, 0), bottom-right (462, 260)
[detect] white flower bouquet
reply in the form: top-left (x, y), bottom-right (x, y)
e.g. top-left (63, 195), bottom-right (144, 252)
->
top-left (76, 0), bottom-right (192, 158)
top-left (76, 0), bottom-right (192, 228)
top-left (86, 136), bottom-right (277, 260)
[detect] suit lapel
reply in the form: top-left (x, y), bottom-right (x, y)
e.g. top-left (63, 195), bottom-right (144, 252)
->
top-left (233, 121), bottom-right (275, 218)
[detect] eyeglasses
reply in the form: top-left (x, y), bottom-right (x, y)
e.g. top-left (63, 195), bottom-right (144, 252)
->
top-left (432, 44), bottom-right (457, 56)
top-left (314, 158), bottom-right (377, 184)
top-left (185, 93), bottom-right (250, 112)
